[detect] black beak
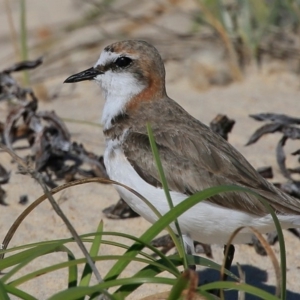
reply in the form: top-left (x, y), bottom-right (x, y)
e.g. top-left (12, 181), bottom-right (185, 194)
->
top-left (64, 67), bottom-right (103, 83)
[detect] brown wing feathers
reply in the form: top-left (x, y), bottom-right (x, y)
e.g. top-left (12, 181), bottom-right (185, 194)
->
top-left (109, 97), bottom-right (300, 216)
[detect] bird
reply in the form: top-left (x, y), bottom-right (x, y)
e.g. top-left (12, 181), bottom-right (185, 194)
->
top-left (64, 40), bottom-right (300, 261)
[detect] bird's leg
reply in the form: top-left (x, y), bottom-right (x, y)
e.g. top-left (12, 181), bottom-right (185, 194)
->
top-left (214, 244), bottom-right (235, 297)
top-left (223, 244), bottom-right (235, 281)
top-left (182, 234), bottom-right (196, 270)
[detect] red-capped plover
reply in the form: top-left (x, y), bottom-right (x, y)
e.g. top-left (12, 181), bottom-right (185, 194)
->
top-left (64, 40), bottom-right (300, 265)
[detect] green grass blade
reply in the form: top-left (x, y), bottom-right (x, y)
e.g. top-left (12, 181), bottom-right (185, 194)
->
top-left (166, 269), bottom-right (217, 300)
top-left (200, 281), bottom-right (280, 300)
top-left (48, 287), bottom-right (115, 300)
top-left (114, 256), bottom-right (181, 296)
top-left (0, 242), bottom-right (65, 277)
top-left (185, 254), bottom-right (238, 280)
top-left (48, 277), bottom-right (176, 300)
top-left (147, 123), bottom-right (187, 268)
top-left (0, 280), bottom-right (10, 300)
top-left (105, 185), bottom-right (242, 282)
top-left (106, 184), bottom-right (284, 288)
top-left (254, 196), bottom-right (286, 299)
top-left (114, 253), bottom-right (238, 298)
top-left (8, 259), bottom-right (85, 287)
top-left (167, 271), bottom-right (189, 300)
top-left (1, 230), bottom-right (178, 280)
top-left (100, 231), bottom-right (179, 275)
top-left (1, 257), bottom-right (34, 284)
top-left (97, 232), bottom-right (177, 270)
top-left (3, 244), bottom-right (77, 289)
top-left (64, 246), bottom-right (78, 289)
top-left (8, 254), bottom-right (176, 288)
top-left (97, 276), bottom-right (177, 289)
top-left (2, 283), bottom-right (37, 300)
top-left (79, 220), bottom-right (103, 290)
top-left (1, 231), bottom-right (158, 264)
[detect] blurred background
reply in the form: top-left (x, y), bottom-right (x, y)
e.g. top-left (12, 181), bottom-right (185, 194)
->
top-left (1, 0), bottom-right (300, 94)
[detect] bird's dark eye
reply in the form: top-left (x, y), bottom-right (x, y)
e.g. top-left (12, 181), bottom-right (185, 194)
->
top-left (115, 57), bottom-right (132, 68)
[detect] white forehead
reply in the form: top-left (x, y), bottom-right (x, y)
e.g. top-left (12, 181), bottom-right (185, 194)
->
top-left (94, 50), bottom-right (117, 67)
top-left (94, 49), bottom-right (137, 67)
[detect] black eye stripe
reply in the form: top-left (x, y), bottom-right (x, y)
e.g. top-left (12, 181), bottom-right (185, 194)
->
top-left (115, 57), bottom-right (132, 68)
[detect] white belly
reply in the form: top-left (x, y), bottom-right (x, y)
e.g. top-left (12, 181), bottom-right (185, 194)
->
top-left (104, 141), bottom-right (299, 245)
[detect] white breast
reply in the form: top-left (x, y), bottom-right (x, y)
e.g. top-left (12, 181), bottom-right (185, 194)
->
top-left (103, 138), bottom-right (300, 245)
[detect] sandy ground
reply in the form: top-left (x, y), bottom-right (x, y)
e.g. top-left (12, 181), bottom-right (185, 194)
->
top-left (0, 1), bottom-right (300, 299)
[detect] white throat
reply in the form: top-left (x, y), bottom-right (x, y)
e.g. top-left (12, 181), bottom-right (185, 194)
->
top-left (95, 71), bottom-right (144, 129)
top-left (93, 51), bottom-right (145, 129)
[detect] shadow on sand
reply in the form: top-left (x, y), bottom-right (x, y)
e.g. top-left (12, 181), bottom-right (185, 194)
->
top-left (198, 264), bottom-right (300, 300)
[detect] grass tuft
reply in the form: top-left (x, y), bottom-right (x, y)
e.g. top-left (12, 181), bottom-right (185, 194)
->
top-left (0, 132), bottom-right (287, 299)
